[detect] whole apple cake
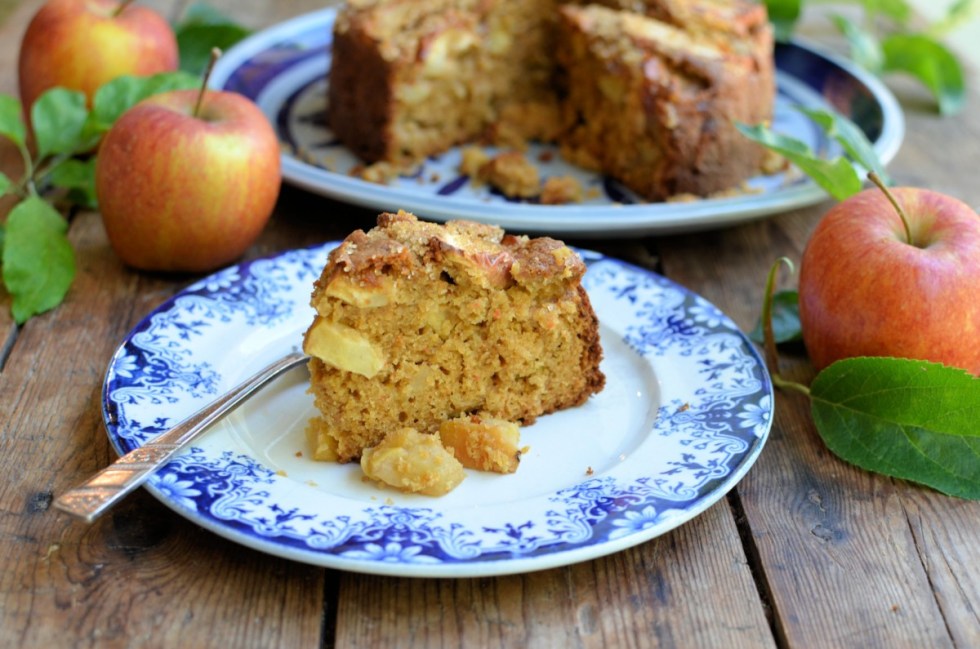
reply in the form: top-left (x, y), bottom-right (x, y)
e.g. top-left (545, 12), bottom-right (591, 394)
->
top-left (327, 0), bottom-right (774, 201)
top-left (302, 211), bottom-right (605, 464)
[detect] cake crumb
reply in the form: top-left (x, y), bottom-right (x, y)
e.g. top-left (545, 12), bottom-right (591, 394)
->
top-left (540, 176), bottom-right (584, 204)
top-left (761, 148), bottom-right (788, 175)
top-left (352, 161), bottom-right (402, 184)
top-left (439, 413), bottom-right (522, 474)
top-left (460, 146), bottom-right (491, 178)
top-left (479, 151), bottom-right (540, 198)
top-left (460, 149), bottom-right (543, 199)
top-left (361, 428), bottom-right (466, 496)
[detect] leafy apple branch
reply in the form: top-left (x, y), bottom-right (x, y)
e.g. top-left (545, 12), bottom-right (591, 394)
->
top-left (741, 98), bottom-right (980, 500)
top-left (737, 105), bottom-right (889, 202)
top-left (0, 72), bottom-right (199, 324)
top-left (757, 256), bottom-right (980, 501)
top-left (0, 4), bottom-right (251, 325)
top-left (765, 0), bottom-right (975, 115)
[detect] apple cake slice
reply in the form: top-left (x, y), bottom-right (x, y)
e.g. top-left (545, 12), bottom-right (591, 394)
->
top-left (303, 210), bottom-right (605, 464)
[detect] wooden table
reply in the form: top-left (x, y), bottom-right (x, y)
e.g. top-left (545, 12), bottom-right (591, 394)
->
top-left (1, 1), bottom-right (978, 647)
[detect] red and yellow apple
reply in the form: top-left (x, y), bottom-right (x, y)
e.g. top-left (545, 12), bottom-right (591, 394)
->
top-left (18, 0), bottom-right (178, 111)
top-left (95, 89), bottom-right (282, 272)
top-left (799, 184), bottom-right (980, 375)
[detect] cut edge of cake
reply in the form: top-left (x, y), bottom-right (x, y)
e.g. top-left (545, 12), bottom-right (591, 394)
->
top-left (326, 0), bottom-right (775, 202)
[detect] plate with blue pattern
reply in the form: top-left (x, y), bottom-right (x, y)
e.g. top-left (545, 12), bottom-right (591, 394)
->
top-left (102, 243), bottom-right (773, 577)
top-left (210, 7), bottom-right (903, 236)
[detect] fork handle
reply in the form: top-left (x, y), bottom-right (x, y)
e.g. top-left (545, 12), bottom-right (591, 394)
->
top-left (54, 351), bottom-right (310, 523)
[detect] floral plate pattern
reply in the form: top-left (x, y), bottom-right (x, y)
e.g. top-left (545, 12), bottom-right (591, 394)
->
top-left (209, 7), bottom-right (904, 236)
top-left (102, 245), bottom-right (773, 577)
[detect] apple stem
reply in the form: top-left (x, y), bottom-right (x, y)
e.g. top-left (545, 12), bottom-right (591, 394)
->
top-left (112, 0), bottom-right (136, 18)
top-left (193, 48), bottom-right (223, 119)
top-left (773, 374), bottom-right (811, 397)
top-left (759, 256), bottom-right (812, 398)
top-left (868, 171), bottom-right (913, 246)
top-left (761, 257), bottom-right (794, 379)
top-left (15, 142), bottom-right (36, 197)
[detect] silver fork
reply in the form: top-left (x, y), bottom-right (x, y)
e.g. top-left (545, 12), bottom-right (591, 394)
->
top-left (54, 351), bottom-right (310, 523)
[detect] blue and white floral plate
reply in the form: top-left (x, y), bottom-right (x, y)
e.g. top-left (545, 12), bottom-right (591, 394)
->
top-left (102, 244), bottom-right (773, 577)
top-left (210, 7), bottom-right (904, 236)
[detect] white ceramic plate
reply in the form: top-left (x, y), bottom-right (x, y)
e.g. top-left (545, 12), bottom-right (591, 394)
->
top-left (210, 8), bottom-right (904, 236)
top-left (102, 244), bottom-right (772, 577)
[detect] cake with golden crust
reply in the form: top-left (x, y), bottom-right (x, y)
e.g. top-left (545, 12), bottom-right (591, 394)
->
top-left (327, 0), bottom-right (773, 201)
top-left (303, 211), bottom-right (605, 464)
top-left (328, 0), bottom-right (563, 166)
top-left (557, 3), bottom-right (774, 199)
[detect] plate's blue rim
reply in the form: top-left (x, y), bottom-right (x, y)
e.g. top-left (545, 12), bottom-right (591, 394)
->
top-left (99, 243), bottom-right (774, 577)
top-left (209, 7), bottom-right (904, 236)
top-left (99, 246), bottom-right (316, 457)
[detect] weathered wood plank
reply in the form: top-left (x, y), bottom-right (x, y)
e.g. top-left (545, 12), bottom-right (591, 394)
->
top-left (903, 491), bottom-right (980, 648)
top-left (0, 3), bottom-right (341, 646)
top-left (0, 211), bottom-right (327, 648)
top-left (4, 1), bottom-right (979, 647)
top-left (334, 501), bottom-right (775, 649)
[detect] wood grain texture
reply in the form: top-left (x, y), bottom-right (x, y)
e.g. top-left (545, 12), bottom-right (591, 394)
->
top-left (0, 213), bottom-right (326, 649)
top-left (0, 5), bottom-right (339, 642)
top-left (334, 502), bottom-right (774, 649)
top-left (2, 0), bottom-right (978, 647)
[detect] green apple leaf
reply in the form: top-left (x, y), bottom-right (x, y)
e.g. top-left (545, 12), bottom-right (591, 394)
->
top-left (175, 3), bottom-right (252, 75)
top-left (88, 71), bottom-right (201, 135)
top-left (735, 122), bottom-right (863, 200)
top-left (862, 0), bottom-right (912, 24)
top-left (928, 0), bottom-right (980, 38)
top-left (763, 0), bottom-right (802, 41)
top-left (0, 171), bottom-right (12, 198)
top-left (1, 195), bottom-right (76, 324)
top-left (882, 33), bottom-right (965, 115)
top-left (0, 94), bottom-right (26, 148)
top-left (178, 1), bottom-right (239, 24)
top-left (31, 88), bottom-right (89, 160)
top-left (178, 24), bottom-right (252, 75)
top-left (810, 357), bottom-right (980, 500)
top-left (830, 13), bottom-right (884, 73)
top-left (49, 158), bottom-right (98, 210)
top-left (750, 289), bottom-right (802, 345)
top-left (796, 107), bottom-right (890, 184)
